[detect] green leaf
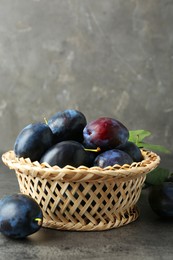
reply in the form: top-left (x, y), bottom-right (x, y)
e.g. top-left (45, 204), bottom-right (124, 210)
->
top-left (138, 142), bottom-right (171, 154)
top-left (129, 130), bottom-right (151, 144)
top-left (145, 167), bottom-right (170, 185)
top-left (129, 129), bottom-right (170, 154)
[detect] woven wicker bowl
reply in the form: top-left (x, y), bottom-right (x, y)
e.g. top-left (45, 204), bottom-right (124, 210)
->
top-left (2, 150), bottom-right (160, 231)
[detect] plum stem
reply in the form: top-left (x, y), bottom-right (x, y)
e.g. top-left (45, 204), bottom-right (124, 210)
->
top-left (44, 117), bottom-right (48, 125)
top-left (34, 218), bottom-right (43, 226)
top-left (84, 147), bottom-right (101, 153)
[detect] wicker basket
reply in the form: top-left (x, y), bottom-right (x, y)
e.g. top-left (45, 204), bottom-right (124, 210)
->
top-left (2, 149), bottom-right (160, 231)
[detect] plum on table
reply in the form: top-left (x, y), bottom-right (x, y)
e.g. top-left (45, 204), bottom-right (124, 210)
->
top-left (0, 194), bottom-right (43, 239)
top-left (148, 182), bottom-right (173, 218)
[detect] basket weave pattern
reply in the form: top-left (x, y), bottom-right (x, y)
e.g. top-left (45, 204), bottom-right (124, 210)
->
top-left (2, 150), bottom-right (160, 231)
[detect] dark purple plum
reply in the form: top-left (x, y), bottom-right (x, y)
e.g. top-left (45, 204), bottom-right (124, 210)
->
top-left (148, 182), bottom-right (173, 218)
top-left (85, 150), bottom-right (101, 166)
top-left (117, 141), bottom-right (143, 162)
top-left (83, 117), bottom-right (129, 151)
top-left (94, 149), bottom-right (133, 168)
top-left (48, 109), bottom-right (87, 143)
top-left (14, 123), bottom-right (54, 162)
top-left (165, 176), bottom-right (173, 182)
top-left (0, 194), bottom-right (43, 239)
top-left (40, 140), bottom-right (93, 168)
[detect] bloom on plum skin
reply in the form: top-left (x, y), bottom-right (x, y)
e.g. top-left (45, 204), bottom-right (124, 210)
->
top-left (0, 194), bottom-right (43, 239)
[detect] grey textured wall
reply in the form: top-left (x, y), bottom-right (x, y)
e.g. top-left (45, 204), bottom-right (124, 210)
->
top-left (0, 0), bottom-right (173, 153)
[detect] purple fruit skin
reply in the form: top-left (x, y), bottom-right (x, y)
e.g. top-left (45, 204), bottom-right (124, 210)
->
top-left (94, 149), bottom-right (133, 167)
top-left (0, 194), bottom-right (43, 238)
top-left (117, 141), bottom-right (143, 162)
top-left (40, 140), bottom-right (92, 168)
top-left (83, 117), bottom-right (129, 150)
top-left (14, 123), bottom-right (54, 162)
top-left (48, 109), bottom-right (87, 143)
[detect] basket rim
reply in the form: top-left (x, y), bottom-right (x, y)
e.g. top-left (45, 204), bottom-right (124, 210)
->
top-left (2, 150), bottom-right (160, 182)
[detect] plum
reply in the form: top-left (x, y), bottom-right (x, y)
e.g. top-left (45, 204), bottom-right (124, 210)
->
top-left (40, 140), bottom-right (93, 168)
top-left (14, 122), bottom-right (54, 162)
top-left (165, 176), bottom-right (173, 183)
top-left (48, 109), bottom-right (87, 143)
top-left (94, 149), bottom-right (133, 168)
top-left (83, 117), bottom-right (129, 151)
top-left (148, 182), bottom-right (173, 218)
top-left (117, 141), bottom-right (143, 162)
top-left (0, 194), bottom-right (43, 239)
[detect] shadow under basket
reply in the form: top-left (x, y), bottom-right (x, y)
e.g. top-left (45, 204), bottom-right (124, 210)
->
top-left (2, 150), bottom-right (160, 231)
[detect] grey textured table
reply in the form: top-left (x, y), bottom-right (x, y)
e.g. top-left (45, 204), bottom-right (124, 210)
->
top-left (0, 154), bottom-right (173, 260)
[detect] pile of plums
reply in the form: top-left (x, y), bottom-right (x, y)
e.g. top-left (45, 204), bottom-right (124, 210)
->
top-left (14, 109), bottom-right (143, 168)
